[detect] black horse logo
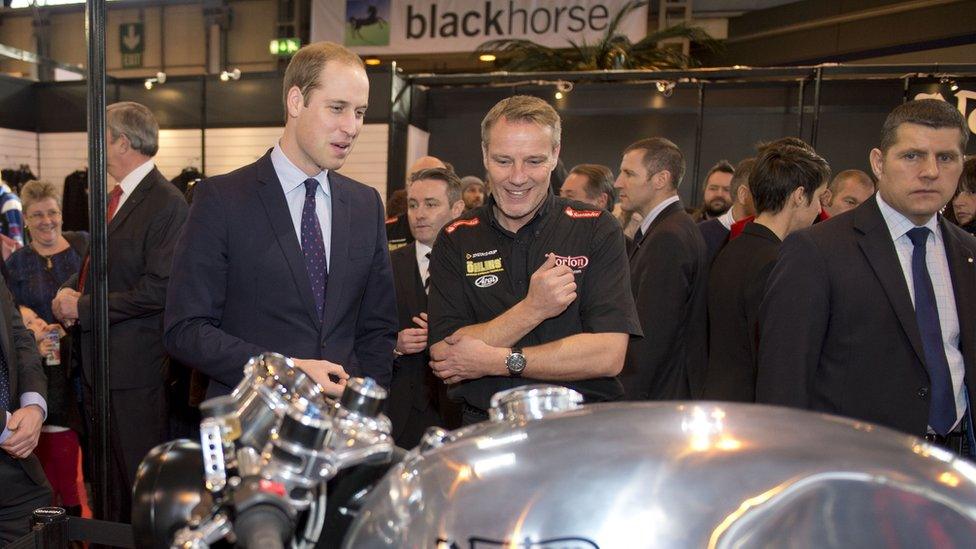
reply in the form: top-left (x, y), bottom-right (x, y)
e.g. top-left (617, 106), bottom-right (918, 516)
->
top-left (348, 5), bottom-right (387, 39)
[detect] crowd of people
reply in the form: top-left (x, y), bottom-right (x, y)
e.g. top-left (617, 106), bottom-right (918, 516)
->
top-left (0, 39), bottom-right (974, 542)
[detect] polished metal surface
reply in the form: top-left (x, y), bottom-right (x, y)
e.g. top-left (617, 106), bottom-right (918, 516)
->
top-left (489, 384), bottom-right (584, 423)
top-left (344, 401), bottom-right (976, 548)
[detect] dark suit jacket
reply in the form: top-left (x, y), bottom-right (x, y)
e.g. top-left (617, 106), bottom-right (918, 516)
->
top-left (0, 277), bottom-right (46, 485)
top-left (71, 167), bottom-right (188, 390)
top-left (703, 222), bottom-right (781, 402)
top-left (621, 200), bottom-right (709, 400)
top-left (757, 196), bottom-right (976, 435)
top-left (386, 243), bottom-right (445, 446)
top-left (698, 217), bottom-right (730, 264)
top-left (164, 152), bottom-right (397, 398)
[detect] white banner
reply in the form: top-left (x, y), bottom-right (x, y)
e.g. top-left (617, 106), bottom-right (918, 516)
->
top-left (311, 0), bottom-right (648, 55)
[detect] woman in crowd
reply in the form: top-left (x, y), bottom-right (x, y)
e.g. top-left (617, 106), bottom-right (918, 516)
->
top-left (5, 180), bottom-right (88, 516)
top-left (946, 156), bottom-right (976, 235)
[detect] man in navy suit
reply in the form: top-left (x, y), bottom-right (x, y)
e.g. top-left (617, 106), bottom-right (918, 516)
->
top-left (164, 42), bottom-right (397, 398)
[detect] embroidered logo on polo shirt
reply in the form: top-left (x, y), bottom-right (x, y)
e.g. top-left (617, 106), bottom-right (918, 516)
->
top-left (446, 218), bottom-right (480, 233)
top-left (385, 216), bottom-right (398, 224)
top-left (466, 258), bottom-right (503, 277)
top-left (475, 274), bottom-right (499, 288)
top-left (553, 254), bottom-right (589, 273)
top-left (563, 206), bottom-right (601, 219)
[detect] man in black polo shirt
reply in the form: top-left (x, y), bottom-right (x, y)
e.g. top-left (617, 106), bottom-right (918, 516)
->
top-left (428, 95), bottom-right (642, 425)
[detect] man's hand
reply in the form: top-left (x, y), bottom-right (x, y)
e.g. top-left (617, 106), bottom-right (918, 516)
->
top-left (524, 253), bottom-right (577, 321)
top-left (430, 334), bottom-right (506, 385)
top-left (0, 234), bottom-right (21, 261)
top-left (395, 313), bottom-right (428, 355)
top-left (1, 405), bottom-right (44, 458)
top-left (52, 288), bottom-right (81, 327)
top-left (293, 358), bottom-right (350, 397)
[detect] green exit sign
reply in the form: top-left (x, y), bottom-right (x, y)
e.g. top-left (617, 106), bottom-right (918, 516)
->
top-left (270, 38), bottom-right (301, 57)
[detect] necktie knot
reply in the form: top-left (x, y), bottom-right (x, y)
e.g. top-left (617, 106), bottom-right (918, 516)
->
top-left (907, 227), bottom-right (930, 248)
top-left (304, 178), bottom-right (319, 198)
top-left (109, 185), bottom-right (123, 201)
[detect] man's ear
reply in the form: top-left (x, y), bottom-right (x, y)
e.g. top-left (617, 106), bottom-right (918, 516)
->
top-left (790, 186), bottom-right (809, 208)
top-left (736, 185), bottom-right (750, 205)
top-left (869, 148), bottom-right (885, 180)
top-left (653, 170), bottom-right (672, 190)
top-left (450, 199), bottom-right (465, 218)
top-left (820, 188), bottom-right (833, 207)
top-left (286, 85), bottom-right (305, 119)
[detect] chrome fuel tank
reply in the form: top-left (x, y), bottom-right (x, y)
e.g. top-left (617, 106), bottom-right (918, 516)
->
top-left (344, 386), bottom-right (976, 548)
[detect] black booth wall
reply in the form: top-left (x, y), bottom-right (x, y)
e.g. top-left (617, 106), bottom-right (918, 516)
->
top-left (418, 78), bottom-right (971, 205)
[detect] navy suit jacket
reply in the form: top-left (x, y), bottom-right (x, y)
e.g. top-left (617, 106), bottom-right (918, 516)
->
top-left (164, 152), bottom-right (397, 397)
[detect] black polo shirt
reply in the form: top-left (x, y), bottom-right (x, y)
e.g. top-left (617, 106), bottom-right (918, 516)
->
top-left (428, 192), bottom-right (642, 412)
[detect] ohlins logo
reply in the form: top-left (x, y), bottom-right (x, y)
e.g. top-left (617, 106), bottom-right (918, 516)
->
top-left (466, 258), bottom-right (503, 276)
top-left (553, 255), bottom-right (589, 270)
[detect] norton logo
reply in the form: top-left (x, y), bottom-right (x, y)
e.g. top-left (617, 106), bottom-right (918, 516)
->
top-left (553, 255), bottom-right (589, 270)
top-left (475, 274), bottom-right (499, 288)
top-left (564, 206), bottom-right (601, 219)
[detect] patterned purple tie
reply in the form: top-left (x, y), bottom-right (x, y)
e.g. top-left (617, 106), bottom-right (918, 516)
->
top-left (302, 178), bottom-right (328, 319)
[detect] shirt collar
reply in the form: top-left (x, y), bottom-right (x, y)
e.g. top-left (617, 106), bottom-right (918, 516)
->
top-left (638, 195), bottom-right (681, 236)
top-left (118, 158), bottom-right (155, 196)
top-left (717, 207), bottom-right (736, 230)
top-left (876, 191), bottom-right (940, 242)
top-left (271, 142), bottom-right (331, 196)
top-left (415, 241), bottom-right (432, 262)
top-left (486, 188), bottom-right (555, 236)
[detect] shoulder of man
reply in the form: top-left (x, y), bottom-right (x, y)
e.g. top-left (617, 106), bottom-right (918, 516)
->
top-left (441, 207), bottom-right (485, 238)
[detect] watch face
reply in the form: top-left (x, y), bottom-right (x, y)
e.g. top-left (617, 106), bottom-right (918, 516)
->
top-left (507, 352), bottom-right (526, 372)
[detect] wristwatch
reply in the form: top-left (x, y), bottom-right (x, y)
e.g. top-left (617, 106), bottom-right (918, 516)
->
top-left (506, 347), bottom-right (526, 377)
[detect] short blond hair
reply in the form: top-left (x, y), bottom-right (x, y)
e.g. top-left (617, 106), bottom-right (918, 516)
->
top-left (282, 41), bottom-right (365, 114)
top-left (481, 95), bottom-right (560, 150)
top-left (20, 180), bottom-right (61, 212)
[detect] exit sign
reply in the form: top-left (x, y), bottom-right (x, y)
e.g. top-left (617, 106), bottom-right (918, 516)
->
top-left (120, 23), bottom-right (144, 68)
top-left (270, 38), bottom-right (301, 57)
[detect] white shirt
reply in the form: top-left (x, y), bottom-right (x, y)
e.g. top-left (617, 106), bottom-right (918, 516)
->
top-left (876, 193), bottom-right (966, 429)
top-left (717, 207), bottom-right (736, 231)
top-left (415, 242), bottom-right (432, 290)
top-left (270, 143), bottom-right (332, 268)
top-left (637, 195), bottom-right (681, 239)
top-left (113, 158), bottom-right (155, 213)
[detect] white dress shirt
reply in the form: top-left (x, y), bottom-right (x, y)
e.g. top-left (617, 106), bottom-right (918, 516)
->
top-left (415, 241), bottom-right (432, 291)
top-left (270, 143), bottom-right (332, 269)
top-left (877, 193), bottom-right (966, 429)
top-left (113, 158), bottom-right (155, 213)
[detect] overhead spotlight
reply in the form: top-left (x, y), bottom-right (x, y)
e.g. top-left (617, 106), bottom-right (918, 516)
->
top-left (365, 58), bottom-right (381, 66)
top-left (220, 68), bottom-right (242, 82)
top-left (950, 81), bottom-right (960, 92)
top-left (554, 80), bottom-right (573, 101)
top-left (655, 80), bottom-right (675, 97)
top-left (144, 71), bottom-right (166, 90)
top-left (478, 54), bottom-right (497, 62)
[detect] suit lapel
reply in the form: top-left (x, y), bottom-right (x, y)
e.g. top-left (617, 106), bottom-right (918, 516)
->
top-left (321, 172), bottom-right (350, 336)
top-left (854, 197), bottom-right (926, 365)
top-left (255, 154), bottom-right (322, 329)
top-left (108, 168), bottom-right (157, 234)
top-left (629, 200), bottom-right (682, 259)
top-left (941, 218), bottom-right (976, 377)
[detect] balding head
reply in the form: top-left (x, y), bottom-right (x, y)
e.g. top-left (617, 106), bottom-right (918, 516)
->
top-left (821, 169), bottom-right (875, 217)
top-left (407, 156), bottom-right (446, 183)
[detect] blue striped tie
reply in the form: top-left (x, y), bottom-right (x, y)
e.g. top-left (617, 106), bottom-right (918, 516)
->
top-left (302, 178), bottom-right (328, 319)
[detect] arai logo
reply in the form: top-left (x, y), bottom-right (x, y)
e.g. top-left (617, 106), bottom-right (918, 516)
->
top-left (475, 274), bottom-right (499, 288)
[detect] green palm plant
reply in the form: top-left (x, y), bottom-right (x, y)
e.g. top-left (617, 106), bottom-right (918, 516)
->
top-left (476, 0), bottom-right (720, 72)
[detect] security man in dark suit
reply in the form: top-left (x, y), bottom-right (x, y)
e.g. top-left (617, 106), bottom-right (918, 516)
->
top-left (0, 281), bottom-right (48, 543)
top-left (615, 137), bottom-right (709, 400)
top-left (703, 145), bottom-right (830, 402)
top-left (758, 99), bottom-right (976, 451)
top-left (386, 156), bottom-right (446, 252)
top-left (52, 101), bottom-right (188, 522)
top-left (165, 42), bottom-right (397, 400)
top-left (387, 167), bottom-right (465, 447)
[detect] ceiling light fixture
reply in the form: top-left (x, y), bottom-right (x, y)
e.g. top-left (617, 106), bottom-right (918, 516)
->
top-left (143, 71), bottom-right (166, 90)
top-left (220, 68), bottom-right (242, 82)
top-left (365, 58), bottom-right (381, 66)
top-left (478, 54), bottom-right (497, 62)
